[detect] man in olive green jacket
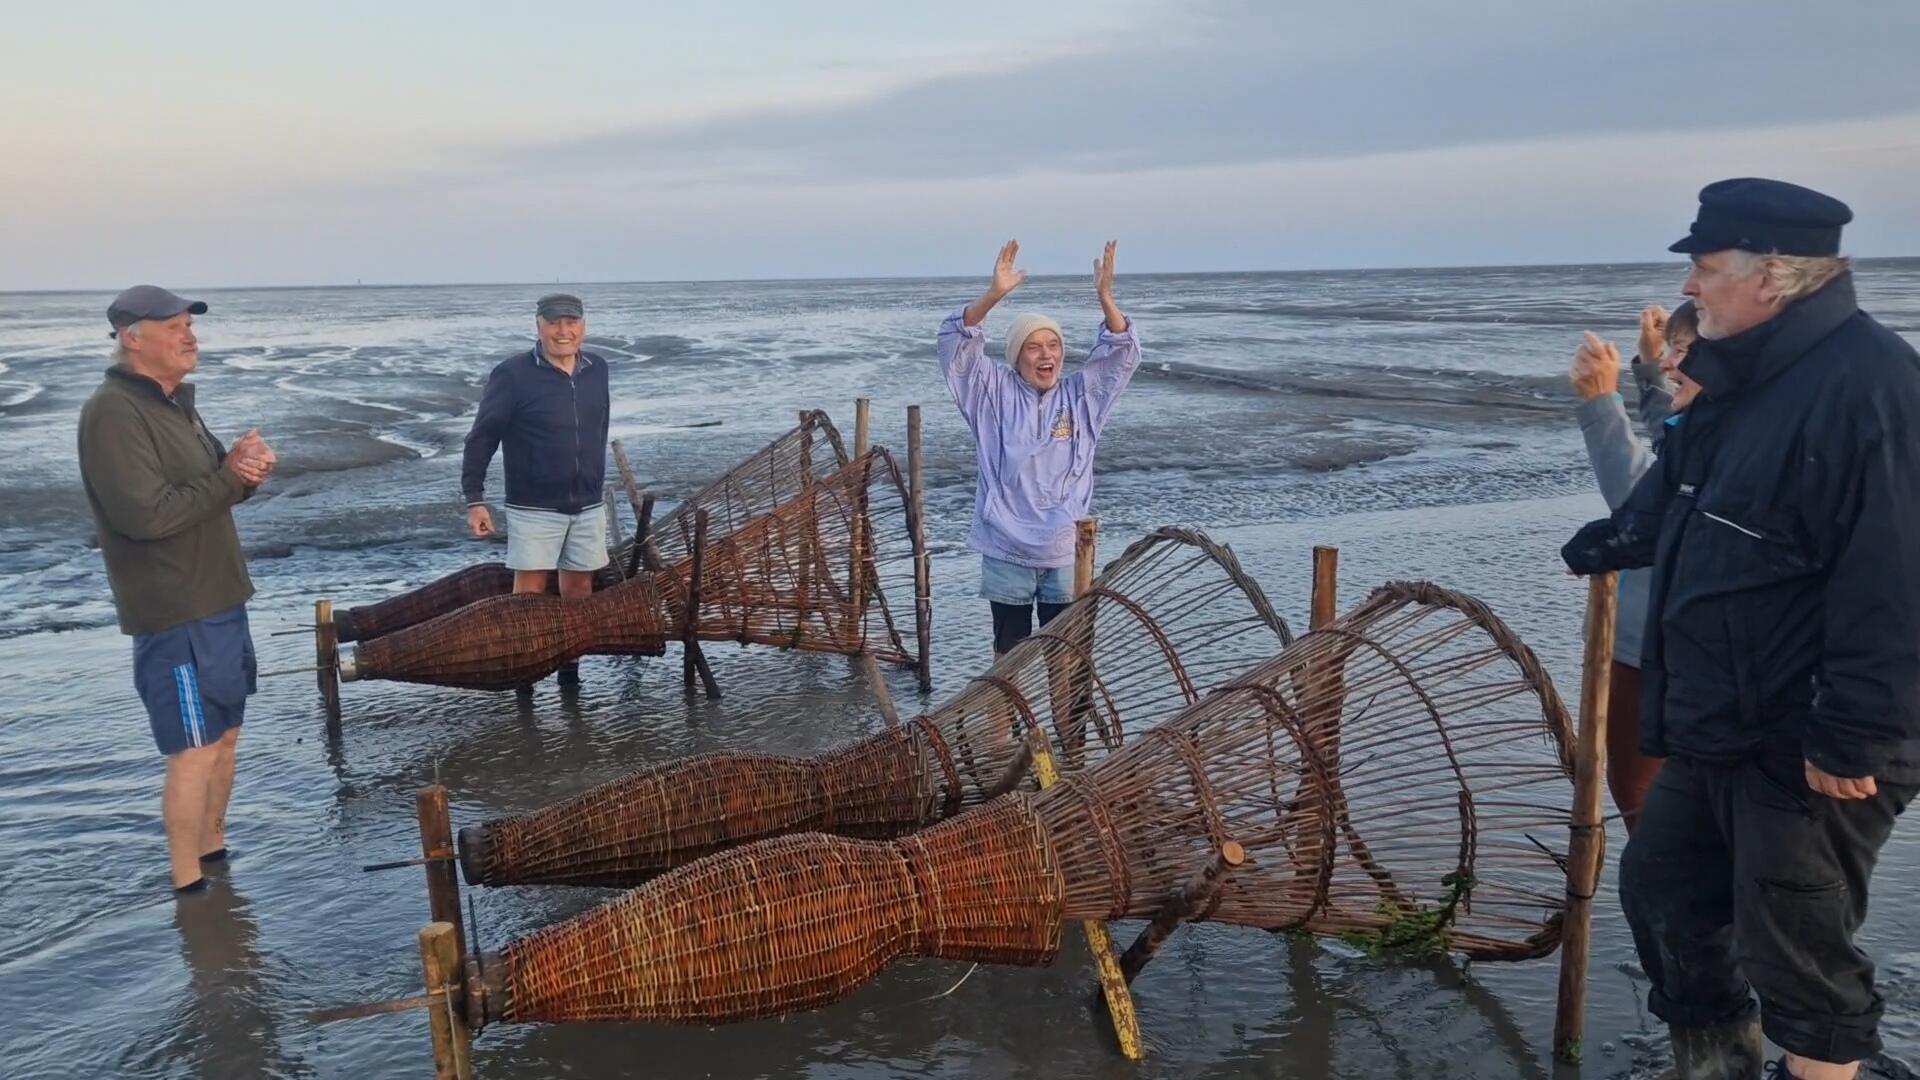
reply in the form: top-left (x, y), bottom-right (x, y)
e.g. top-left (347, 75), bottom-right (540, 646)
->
top-left (77, 286), bottom-right (276, 894)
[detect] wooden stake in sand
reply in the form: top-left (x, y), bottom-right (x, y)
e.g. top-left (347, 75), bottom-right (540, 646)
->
top-left (419, 921), bottom-right (474, 1080)
top-left (1032, 518), bottom-right (1143, 1061)
top-left (906, 405), bottom-right (933, 693)
top-left (316, 599), bottom-right (342, 737)
top-left (416, 784), bottom-right (465, 950)
top-left (1554, 571), bottom-right (1616, 1063)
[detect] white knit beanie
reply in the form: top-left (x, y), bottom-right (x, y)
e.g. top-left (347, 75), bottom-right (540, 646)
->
top-left (1004, 313), bottom-right (1065, 364)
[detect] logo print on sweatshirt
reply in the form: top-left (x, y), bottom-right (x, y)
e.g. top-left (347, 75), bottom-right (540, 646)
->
top-left (1051, 411), bottom-right (1074, 440)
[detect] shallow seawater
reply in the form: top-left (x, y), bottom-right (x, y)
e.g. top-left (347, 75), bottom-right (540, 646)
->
top-left (1, 264), bottom-right (1916, 1078)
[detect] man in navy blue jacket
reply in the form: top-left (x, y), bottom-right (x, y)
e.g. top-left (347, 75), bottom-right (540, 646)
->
top-left (1564, 180), bottom-right (1920, 1080)
top-left (461, 293), bottom-right (612, 684)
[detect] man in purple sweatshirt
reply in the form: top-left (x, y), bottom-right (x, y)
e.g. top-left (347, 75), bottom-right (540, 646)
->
top-left (937, 240), bottom-right (1141, 656)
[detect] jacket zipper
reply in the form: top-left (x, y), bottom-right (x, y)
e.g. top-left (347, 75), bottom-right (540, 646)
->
top-left (1700, 510), bottom-right (1763, 540)
top-left (569, 368), bottom-right (581, 513)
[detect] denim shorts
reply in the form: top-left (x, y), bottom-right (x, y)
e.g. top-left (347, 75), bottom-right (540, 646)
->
top-left (505, 504), bottom-right (610, 572)
top-left (132, 604), bottom-right (254, 756)
top-left (979, 554), bottom-right (1073, 606)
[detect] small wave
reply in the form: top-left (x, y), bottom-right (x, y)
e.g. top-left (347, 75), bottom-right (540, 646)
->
top-left (1147, 299), bottom-right (1648, 330)
top-left (1137, 359), bottom-right (1568, 413)
top-left (0, 381), bottom-right (44, 408)
top-left (373, 429), bottom-right (440, 459)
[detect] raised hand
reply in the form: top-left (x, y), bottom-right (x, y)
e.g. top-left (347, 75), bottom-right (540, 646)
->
top-left (1637, 305), bottom-right (1670, 363)
top-left (965, 240), bottom-right (1027, 327)
top-left (1094, 239), bottom-right (1126, 333)
top-left (1094, 240), bottom-right (1117, 302)
top-left (991, 240), bottom-right (1026, 298)
top-left (1570, 331), bottom-right (1622, 401)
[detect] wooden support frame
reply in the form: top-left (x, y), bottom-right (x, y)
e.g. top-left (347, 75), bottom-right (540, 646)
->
top-left (1554, 571), bottom-right (1616, 1063)
top-left (1110, 841), bottom-right (1245, 988)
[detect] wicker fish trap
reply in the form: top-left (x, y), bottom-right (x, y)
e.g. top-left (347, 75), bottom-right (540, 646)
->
top-left (332, 411), bottom-right (848, 643)
top-left (468, 580), bottom-right (1575, 1027)
top-left (456, 526), bottom-right (1293, 887)
top-left (344, 445), bottom-right (918, 688)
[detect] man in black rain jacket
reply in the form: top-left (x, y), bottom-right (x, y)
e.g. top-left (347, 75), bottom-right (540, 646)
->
top-left (1562, 178), bottom-right (1919, 1080)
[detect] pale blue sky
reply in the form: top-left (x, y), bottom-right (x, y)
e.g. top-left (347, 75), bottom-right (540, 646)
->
top-left (3, 1), bottom-right (1917, 289)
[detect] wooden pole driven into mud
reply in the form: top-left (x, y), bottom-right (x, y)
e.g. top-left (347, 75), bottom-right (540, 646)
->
top-left (416, 785), bottom-right (464, 950)
top-left (1074, 519), bottom-right (1099, 597)
top-left (682, 509), bottom-right (721, 699)
top-left (418, 921), bottom-right (474, 1080)
top-left (603, 488), bottom-right (627, 580)
top-left (610, 440), bottom-right (660, 576)
top-left (315, 598), bottom-right (342, 737)
top-left (906, 405), bottom-right (933, 692)
top-left (847, 402), bottom-right (873, 634)
top-left (1310, 546), bottom-right (1339, 630)
top-left (1554, 571), bottom-right (1617, 1064)
top-left (1052, 518), bottom-right (1102, 767)
top-left (858, 651), bottom-right (901, 728)
top-left (1113, 841), bottom-right (1245, 986)
top-left (1025, 520), bottom-right (1143, 1061)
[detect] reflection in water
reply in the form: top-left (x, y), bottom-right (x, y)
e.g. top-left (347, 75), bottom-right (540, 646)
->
top-left (166, 878), bottom-right (305, 1079)
top-left (1191, 937), bottom-right (1550, 1080)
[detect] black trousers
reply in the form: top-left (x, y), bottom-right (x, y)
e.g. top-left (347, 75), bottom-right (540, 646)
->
top-left (1618, 753), bottom-right (1914, 1062)
top-left (989, 600), bottom-right (1069, 655)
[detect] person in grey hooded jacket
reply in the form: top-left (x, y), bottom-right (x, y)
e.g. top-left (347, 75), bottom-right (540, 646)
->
top-left (1568, 301), bottom-right (1698, 830)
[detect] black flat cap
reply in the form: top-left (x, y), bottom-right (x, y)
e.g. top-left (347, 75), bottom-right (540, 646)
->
top-left (1669, 178), bottom-right (1852, 256)
top-left (536, 293), bottom-right (584, 319)
top-left (107, 285), bottom-right (207, 337)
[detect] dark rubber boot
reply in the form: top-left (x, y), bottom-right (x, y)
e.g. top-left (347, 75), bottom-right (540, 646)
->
top-left (1665, 1017), bottom-right (1764, 1080)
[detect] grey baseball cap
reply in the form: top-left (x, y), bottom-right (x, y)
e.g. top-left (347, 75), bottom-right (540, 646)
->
top-left (108, 285), bottom-right (207, 338)
top-left (536, 293), bottom-right (584, 319)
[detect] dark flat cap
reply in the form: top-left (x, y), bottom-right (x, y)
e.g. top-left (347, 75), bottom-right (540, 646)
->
top-left (536, 293), bottom-right (584, 319)
top-left (1669, 178), bottom-right (1852, 256)
top-left (107, 285), bottom-right (207, 337)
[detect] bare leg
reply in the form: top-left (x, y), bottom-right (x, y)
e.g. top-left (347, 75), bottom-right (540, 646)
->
top-left (163, 744), bottom-right (222, 888)
top-left (512, 570), bottom-right (553, 595)
top-left (556, 569), bottom-right (595, 600)
top-left (200, 725), bottom-right (241, 857)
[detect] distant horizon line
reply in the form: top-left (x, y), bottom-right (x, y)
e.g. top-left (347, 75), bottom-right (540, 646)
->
top-left (7, 254), bottom-right (1917, 296)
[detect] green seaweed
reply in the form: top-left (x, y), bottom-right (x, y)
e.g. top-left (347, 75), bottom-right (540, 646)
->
top-left (1337, 871), bottom-right (1474, 962)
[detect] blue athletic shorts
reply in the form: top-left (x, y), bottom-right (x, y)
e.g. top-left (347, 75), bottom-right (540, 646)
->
top-left (132, 604), bottom-right (255, 756)
top-left (979, 554), bottom-right (1073, 606)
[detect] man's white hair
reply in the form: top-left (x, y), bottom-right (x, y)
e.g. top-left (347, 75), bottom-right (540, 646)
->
top-left (112, 320), bottom-right (140, 364)
top-left (1727, 250), bottom-right (1851, 305)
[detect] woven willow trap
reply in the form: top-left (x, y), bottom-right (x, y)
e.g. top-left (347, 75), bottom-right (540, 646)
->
top-left (334, 437), bottom-right (922, 690)
top-left (457, 580), bottom-right (1575, 1027)
top-left (328, 411), bottom-right (850, 645)
top-left (456, 526), bottom-right (1294, 887)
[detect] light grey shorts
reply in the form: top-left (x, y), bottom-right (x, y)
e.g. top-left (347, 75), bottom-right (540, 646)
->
top-left (504, 505), bottom-right (609, 572)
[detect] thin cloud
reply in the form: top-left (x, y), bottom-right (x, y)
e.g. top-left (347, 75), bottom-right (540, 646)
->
top-left (491, 0), bottom-right (1920, 184)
